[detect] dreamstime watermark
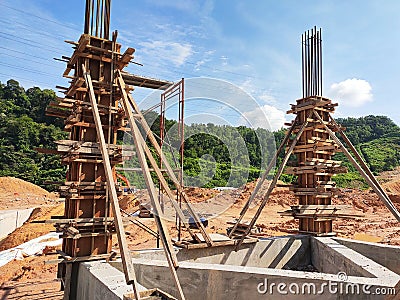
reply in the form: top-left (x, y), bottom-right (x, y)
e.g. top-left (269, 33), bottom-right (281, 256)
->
top-left (122, 77), bottom-right (278, 220)
top-left (257, 272), bottom-right (397, 296)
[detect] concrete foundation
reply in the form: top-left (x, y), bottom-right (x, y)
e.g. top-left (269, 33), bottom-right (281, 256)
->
top-left (77, 236), bottom-right (400, 300)
top-left (0, 208), bottom-right (34, 239)
top-left (76, 260), bottom-right (148, 300)
top-left (334, 237), bottom-right (400, 275)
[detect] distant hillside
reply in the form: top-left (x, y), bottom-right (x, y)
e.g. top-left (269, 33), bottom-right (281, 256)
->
top-left (0, 79), bottom-right (399, 190)
top-left (332, 116), bottom-right (400, 188)
top-left (0, 80), bottom-right (66, 191)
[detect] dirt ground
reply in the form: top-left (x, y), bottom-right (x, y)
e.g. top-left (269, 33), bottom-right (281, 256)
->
top-left (1, 171), bottom-right (400, 298)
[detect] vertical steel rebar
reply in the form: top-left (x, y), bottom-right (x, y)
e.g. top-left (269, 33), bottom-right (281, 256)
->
top-left (301, 33), bottom-right (304, 98)
top-left (85, 0), bottom-right (111, 39)
top-left (100, 0), bottom-right (104, 38)
top-left (302, 27), bottom-right (322, 97)
top-left (319, 28), bottom-right (323, 95)
top-left (84, 0), bottom-right (90, 34)
top-left (95, 0), bottom-right (100, 37)
top-left (90, 0), bottom-right (94, 36)
top-left (104, 0), bottom-right (111, 39)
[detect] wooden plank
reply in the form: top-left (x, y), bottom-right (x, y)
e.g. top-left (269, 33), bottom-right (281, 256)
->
top-left (42, 217), bottom-right (114, 224)
top-left (290, 204), bottom-right (345, 210)
top-left (195, 233), bottom-right (231, 242)
top-left (83, 66), bottom-right (141, 300)
top-left (292, 145), bottom-right (338, 153)
top-left (292, 143), bottom-right (332, 150)
top-left (116, 167), bottom-right (179, 172)
top-left (73, 52), bottom-right (113, 63)
top-left (61, 158), bottom-right (123, 164)
top-left (118, 47), bottom-right (135, 69)
top-left (293, 126), bottom-right (329, 133)
top-left (66, 77), bottom-right (85, 98)
top-left (290, 186), bottom-right (337, 192)
top-left (285, 166), bottom-right (347, 175)
top-left (175, 237), bottom-right (257, 249)
top-left (56, 140), bottom-right (133, 151)
top-left (57, 145), bottom-right (119, 155)
top-left (58, 97), bottom-right (119, 112)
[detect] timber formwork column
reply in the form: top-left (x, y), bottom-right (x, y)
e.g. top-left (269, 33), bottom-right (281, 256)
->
top-left (285, 27), bottom-right (346, 235)
top-left (60, 33), bottom-right (128, 257)
top-left (48, 33), bottom-right (135, 287)
top-left (45, 2), bottom-right (136, 296)
top-left (232, 26), bottom-right (400, 246)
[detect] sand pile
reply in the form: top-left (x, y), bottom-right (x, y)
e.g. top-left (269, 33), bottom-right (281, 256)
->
top-left (0, 177), bottom-right (49, 195)
top-left (0, 177), bottom-right (58, 209)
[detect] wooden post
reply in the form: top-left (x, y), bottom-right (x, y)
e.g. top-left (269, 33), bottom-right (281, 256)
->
top-left (83, 66), bottom-right (141, 300)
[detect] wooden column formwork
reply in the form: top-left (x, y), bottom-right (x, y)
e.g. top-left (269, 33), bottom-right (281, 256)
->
top-left (231, 26), bottom-right (400, 246)
top-left (285, 96), bottom-right (345, 235)
top-left (47, 33), bottom-right (135, 289)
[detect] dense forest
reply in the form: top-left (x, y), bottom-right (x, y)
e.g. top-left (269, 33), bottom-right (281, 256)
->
top-left (0, 80), bottom-right (66, 190)
top-left (0, 79), bottom-right (399, 190)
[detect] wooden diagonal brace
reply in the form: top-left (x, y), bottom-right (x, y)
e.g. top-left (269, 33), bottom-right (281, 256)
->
top-left (235, 110), bottom-right (314, 249)
top-left (117, 73), bottom-right (186, 300)
top-left (329, 116), bottom-right (389, 198)
top-left (82, 66), bottom-right (141, 300)
top-left (138, 133), bottom-right (199, 240)
top-left (313, 110), bottom-right (400, 222)
top-left (118, 90), bottom-right (198, 241)
top-left (228, 115), bottom-right (298, 238)
top-left (116, 71), bottom-right (213, 247)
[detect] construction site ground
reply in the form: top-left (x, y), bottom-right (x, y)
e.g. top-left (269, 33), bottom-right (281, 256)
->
top-left (1, 171), bottom-right (400, 298)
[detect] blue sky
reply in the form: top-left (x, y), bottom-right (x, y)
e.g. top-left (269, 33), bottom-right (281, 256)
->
top-left (1, 0), bottom-right (400, 130)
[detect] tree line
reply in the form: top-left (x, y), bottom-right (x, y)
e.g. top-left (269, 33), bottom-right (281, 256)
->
top-left (0, 79), bottom-right (399, 190)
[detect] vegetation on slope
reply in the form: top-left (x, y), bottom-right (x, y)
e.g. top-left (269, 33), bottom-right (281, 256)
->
top-left (0, 80), bottom-right (66, 190)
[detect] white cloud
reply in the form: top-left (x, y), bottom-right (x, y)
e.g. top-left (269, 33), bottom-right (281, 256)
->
top-left (144, 0), bottom-right (203, 14)
top-left (194, 50), bottom-right (215, 71)
top-left (239, 78), bottom-right (255, 94)
top-left (138, 40), bottom-right (193, 66)
top-left (259, 93), bottom-right (278, 105)
top-left (328, 78), bottom-right (373, 107)
top-left (239, 105), bottom-right (286, 131)
top-left (218, 55), bottom-right (228, 66)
